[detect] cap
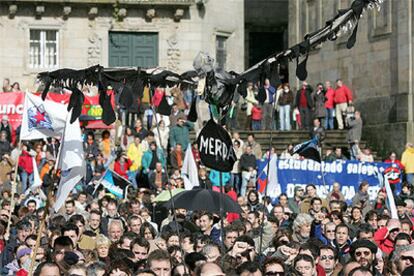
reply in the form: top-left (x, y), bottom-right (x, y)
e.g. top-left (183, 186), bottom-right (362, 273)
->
top-left (350, 239), bottom-right (378, 256)
top-left (2, 115), bottom-right (8, 121)
top-left (16, 247), bottom-right (31, 259)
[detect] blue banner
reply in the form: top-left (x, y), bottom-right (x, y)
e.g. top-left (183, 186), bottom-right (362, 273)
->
top-left (258, 159), bottom-right (401, 203)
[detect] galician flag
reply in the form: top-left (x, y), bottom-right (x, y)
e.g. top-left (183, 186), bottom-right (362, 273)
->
top-left (20, 92), bottom-right (85, 211)
top-left (20, 93), bottom-right (67, 140)
top-left (53, 109), bottom-right (85, 212)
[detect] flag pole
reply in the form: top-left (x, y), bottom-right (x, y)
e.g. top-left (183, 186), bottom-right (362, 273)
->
top-left (219, 171), bottom-right (225, 255)
top-left (4, 142), bottom-right (21, 241)
top-left (259, 72), bottom-right (279, 254)
top-left (4, 91), bottom-right (29, 241)
top-left (148, 84), bottom-right (187, 272)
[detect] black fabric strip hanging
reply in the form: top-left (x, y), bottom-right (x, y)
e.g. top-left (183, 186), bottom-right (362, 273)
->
top-left (296, 40), bottom-right (311, 81)
top-left (35, 0), bottom-right (383, 125)
top-left (187, 96), bottom-right (198, 122)
top-left (67, 86), bottom-right (85, 124)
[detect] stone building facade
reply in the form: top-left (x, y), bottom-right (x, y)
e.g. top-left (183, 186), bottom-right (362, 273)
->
top-left (288, 0), bottom-right (414, 155)
top-left (0, 0), bottom-right (244, 89)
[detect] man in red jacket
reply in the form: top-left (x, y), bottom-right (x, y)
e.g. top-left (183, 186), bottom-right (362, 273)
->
top-left (374, 218), bottom-right (400, 255)
top-left (334, 79), bottom-right (353, 129)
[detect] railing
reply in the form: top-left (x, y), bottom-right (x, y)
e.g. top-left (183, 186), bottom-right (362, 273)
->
top-left (11, 0), bottom-right (194, 5)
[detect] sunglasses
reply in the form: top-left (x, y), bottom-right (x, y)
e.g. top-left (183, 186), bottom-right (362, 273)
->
top-left (355, 251), bottom-right (371, 257)
top-left (265, 272), bottom-right (284, 276)
top-left (401, 256), bottom-right (414, 263)
top-left (321, 255), bottom-right (335, 261)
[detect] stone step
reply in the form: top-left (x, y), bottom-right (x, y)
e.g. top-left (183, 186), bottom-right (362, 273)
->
top-left (188, 129), bottom-right (379, 161)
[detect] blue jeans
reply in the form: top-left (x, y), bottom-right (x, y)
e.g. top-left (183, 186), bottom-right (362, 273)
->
top-left (350, 143), bottom-right (360, 160)
top-left (252, 120), bottom-right (261, 130)
top-left (20, 171), bottom-right (34, 193)
top-left (230, 173), bottom-right (241, 194)
top-left (407, 173), bottom-right (414, 185)
top-left (325, 108), bottom-right (334, 129)
top-left (127, 170), bottom-right (140, 189)
top-left (279, 105), bottom-right (291, 130)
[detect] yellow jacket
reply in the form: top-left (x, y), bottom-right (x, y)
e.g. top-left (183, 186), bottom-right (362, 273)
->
top-left (127, 143), bottom-right (143, 171)
top-left (402, 147), bottom-right (414, 174)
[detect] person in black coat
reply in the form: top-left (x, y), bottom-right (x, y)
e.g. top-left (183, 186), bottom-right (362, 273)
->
top-left (239, 146), bottom-right (257, 196)
top-left (0, 131), bottom-right (11, 158)
top-left (310, 118), bottom-right (326, 146)
top-left (0, 115), bottom-right (12, 143)
top-left (198, 167), bottom-right (212, 189)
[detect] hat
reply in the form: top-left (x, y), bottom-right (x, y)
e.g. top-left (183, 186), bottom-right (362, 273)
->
top-left (2, 115), bottom-right (8, 121)
top-left (350, 240), bottom-right (378, 256)
top-left (16, 247), bottom-right (31, 259)
top-left (78, 235), bottom-right (96, 250)
top-left (63, 251), bottom-right (80, 265)
top-left (177, 114), bottom-right (186, 121)
top-left (396, 198), bottom-right (407, 207)
top-left (46, 152), bottom-right (56, 162)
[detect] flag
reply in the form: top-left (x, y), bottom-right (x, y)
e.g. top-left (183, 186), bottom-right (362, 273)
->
top-left (31, 157), bottom-right (42, 190)
top-left (100, 169), bottom-right (131, 198)
top-left (53, 110), bottom-right (85, 212)
top-left (377, 171), bottom-right (398, 219)
top-left (292, 137), bottom-right (321, 162)
top-left (20, 93), bottom-right (67, 140)
top-left (181, 146), bottom-right (199, 190)
top-left (257, 155), bottom-right (280, 198)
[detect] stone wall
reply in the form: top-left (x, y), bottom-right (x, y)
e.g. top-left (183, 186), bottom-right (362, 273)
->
top-left (288, 0), bottom-right (414, 156)
top-left (0, 0), bottom-right (244, 90)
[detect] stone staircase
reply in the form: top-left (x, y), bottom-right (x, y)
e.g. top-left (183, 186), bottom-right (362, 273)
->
top-left (190, 130), bottom-right (380, 160)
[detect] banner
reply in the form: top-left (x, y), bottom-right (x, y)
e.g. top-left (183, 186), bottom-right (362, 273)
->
top-left (258, 159), bottom-right (398, 203)
top-left (0, 92), bottom-right (113, 134)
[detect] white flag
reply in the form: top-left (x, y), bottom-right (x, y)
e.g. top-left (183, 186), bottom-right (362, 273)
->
top-left (31, 157), bottom-right (42, 190)
top-left (258, 155), bottom-right (281, 198)
top-left (20, 93), bottom-right (67, 140)
top-left (181, 147), bottom-right (199, 190)
top-left (54, 110), bottom-right (85, 212)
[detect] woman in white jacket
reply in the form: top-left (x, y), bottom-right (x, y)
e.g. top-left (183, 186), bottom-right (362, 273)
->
top-left (153, 120), bottom-right (169, 152)
top-left (245, 82), bottom-right (258, 130)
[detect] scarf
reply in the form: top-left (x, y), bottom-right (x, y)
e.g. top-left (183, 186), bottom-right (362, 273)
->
top-left (102, 138), bottom-right (111, 156)
top-left (155, 171), bottom-right (163, 188)
top-left (177, 151), bottom-right (182, 168)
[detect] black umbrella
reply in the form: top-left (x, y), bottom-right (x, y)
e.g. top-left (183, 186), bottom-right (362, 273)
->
top-left (164, 188), bottom-right (242, 214)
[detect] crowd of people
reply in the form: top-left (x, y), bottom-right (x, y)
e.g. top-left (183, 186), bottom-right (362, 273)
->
top-left (242, 79), bottom-right (353, 132)
top-left (0, 77), bottom-right (414, 276)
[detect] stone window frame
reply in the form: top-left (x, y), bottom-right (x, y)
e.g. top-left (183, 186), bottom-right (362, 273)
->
top-left (24, 23), bottom-right (62, 73)
top-left (215, 31), bottom-right (231, 71)
top-left (29, 29), bottom-right (59, 69)
top-left (368, 0), bottom-right (392, 40)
